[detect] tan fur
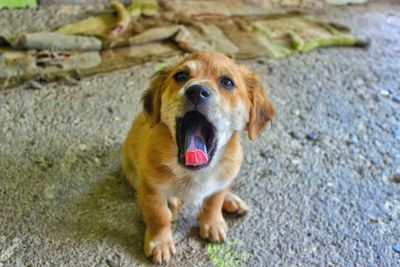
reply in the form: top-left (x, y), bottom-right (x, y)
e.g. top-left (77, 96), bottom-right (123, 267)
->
top-left (122, 52), bottom-right (275, 264)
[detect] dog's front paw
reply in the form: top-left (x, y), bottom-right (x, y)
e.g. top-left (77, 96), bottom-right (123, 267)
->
top-left (199, 218), bottom-right (228, 243)
top-left (145, 230), bottom-right (176, 264)
top-left (222, 191), bottom-right (249, 215)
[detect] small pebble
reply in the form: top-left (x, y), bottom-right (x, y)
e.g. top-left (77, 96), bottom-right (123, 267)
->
top-left (357, 167), bottom-right (365, 176)
top-left (292, 159), bottom-right (302, 166)
top-left (106, 254), bottom-right (121, 267)
top-left (370, 159), bottom-right (380, 165)
top-left (350, 147), bottom-right (359, 155)
top-left (73, 118), bottom-right (81, 125)
top-left (368, 213), bottom-right (379, 222)
top-left (306, 132), bottom-right (318, 141)
top-left (79, 144), bottom-right (87, 151)
top-left (392, 95), bottom-right (400, 103)
top-left (268, 170), bottom-right (278, 176)
top-left (289, 131), bottom-right (303, 140)
top-left (392, 244), bottom-right (400, 253)
top-left (392, 128), bottom-right (400, 141)
top-left (346, 134), bottom-right (359, 145)
top-left (380, 89), bottom-right (390, 96)
top-left (389, 172), bottom-right (400, 183)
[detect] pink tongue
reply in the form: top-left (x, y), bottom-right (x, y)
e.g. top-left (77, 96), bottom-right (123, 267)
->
top-left (185, 150), bottom-right (208, 166)
top-left (184, 129), bottom-right (209, 166)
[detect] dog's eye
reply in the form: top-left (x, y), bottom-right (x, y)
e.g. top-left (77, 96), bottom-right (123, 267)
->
top-left (219, 76), bottom-right (235, 90)
top-left (174, 71), bottom-right (189, 82)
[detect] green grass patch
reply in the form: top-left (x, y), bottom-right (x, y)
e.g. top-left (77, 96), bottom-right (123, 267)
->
top-left (0, 0), bottom-right (37, 9)
top-left (207, 239), bottom-right (251, 267)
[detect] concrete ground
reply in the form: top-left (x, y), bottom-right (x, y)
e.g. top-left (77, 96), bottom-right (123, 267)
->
top-left (1, 2), bottom-right (400, 267)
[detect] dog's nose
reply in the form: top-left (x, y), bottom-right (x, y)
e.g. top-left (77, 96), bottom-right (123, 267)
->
top-left (185, 85), bottom-right (211, 106)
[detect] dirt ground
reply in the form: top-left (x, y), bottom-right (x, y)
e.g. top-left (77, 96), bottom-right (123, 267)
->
top-left (1, 1), bottom-right (400, 267)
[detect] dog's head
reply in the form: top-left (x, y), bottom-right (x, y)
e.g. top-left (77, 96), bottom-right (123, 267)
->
top-left (142, 52), bottom-right (275, 170)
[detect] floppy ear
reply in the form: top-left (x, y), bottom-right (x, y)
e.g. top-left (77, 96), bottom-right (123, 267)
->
top-left (141, 66), bottom-right (171, 128)
top-left (245, 72), bottom-right (276, 141)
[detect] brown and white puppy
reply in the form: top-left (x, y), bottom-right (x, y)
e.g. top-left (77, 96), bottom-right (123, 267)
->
top-left (122, 52), bottom-right (275, 264)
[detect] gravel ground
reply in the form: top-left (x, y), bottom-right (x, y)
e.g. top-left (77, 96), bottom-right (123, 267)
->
top-left (1, 2), bottom-right (400, 267)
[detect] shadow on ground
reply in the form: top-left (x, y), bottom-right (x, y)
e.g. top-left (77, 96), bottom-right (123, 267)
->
top-left (54, 144), bottom-right (148, 265)
top-left (0, 141), bottom-right (150, 266)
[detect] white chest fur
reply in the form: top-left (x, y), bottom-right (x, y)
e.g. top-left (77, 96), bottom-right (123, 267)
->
top-left (179, 169), bottom-right (231, 205)
top-left (157, 138), bottom-right (241, 206)
top-left (160, 157), bottom-right (235, 206)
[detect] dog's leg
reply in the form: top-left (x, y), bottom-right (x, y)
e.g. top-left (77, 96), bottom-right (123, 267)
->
top-left (199, 190), bottom-right (228, 243)
top-left (138, 189), bottom-right (175, 264)
top-left (168, 196), bottom-right (182, 222)
top-left (222, 191), bottom-right (249, 215)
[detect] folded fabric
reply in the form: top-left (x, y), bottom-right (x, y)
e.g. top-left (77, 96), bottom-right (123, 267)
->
top-left (0, 1), bottom-right (368, 89)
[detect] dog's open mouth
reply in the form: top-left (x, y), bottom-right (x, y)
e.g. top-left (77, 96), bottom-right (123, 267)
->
top-left (176, 111), bottom-right (217, 170)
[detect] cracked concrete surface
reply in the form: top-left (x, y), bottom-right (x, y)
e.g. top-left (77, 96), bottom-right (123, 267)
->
top-left (1, 1), bottom-right (400, 266)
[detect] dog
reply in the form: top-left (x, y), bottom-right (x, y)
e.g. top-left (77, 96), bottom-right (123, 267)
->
top-left (122, 52), bottom-right (275, 263)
